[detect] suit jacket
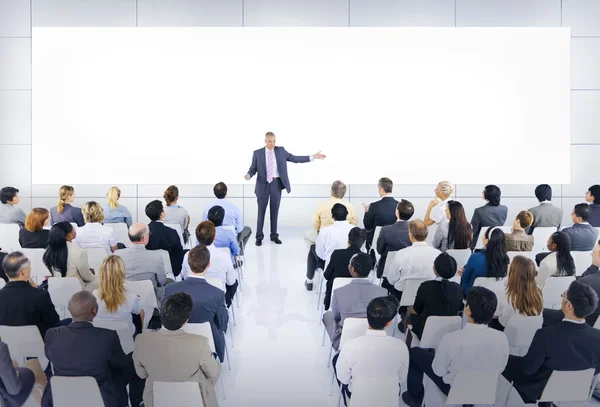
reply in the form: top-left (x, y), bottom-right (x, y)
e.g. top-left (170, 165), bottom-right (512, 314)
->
top-left (471, 203), bottom-right (508, 248)
top-left (376, 220), bottom-right (411, 278)
top-left (52, 241), bottom-right (97, 292)
top-left (146, 221), bottom-right (185, 277)
top-left (0, 340), bottom-right (35, 407)
top-left (0, 281), bottom-right (60, 339)
top-left (18, 229), bottom-right (49, 249)
top-left (562, 223), bottom-right (598, 252)
top-left (363, 196), bottom-right (399, 248)
top-left (43, 322), bottom-right (134, 407)
top-left (527, 202), bottom-right (562, 232)
top-left (163, 278), bottom-right (229, 362)
top-left (331, 279), bottom-right (387, 329)
top-left (589, 204), bottom-right (600, 227)
top-left (246, 146), bottom-right (311, 198)
top-left (115, 244), bottom-right (167, 300)
top-left (133, 329), bottom-right (221, 407)
top-left (504, 230), bottom-right (534, 252)
top-left (323, 246), bottom-right (362, 310)
top-left (578, 272), bottom-right (600, 326)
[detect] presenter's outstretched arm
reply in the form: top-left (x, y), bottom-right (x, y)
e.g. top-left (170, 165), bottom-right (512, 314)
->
top-left (243, 150), bottom-right (326, 180)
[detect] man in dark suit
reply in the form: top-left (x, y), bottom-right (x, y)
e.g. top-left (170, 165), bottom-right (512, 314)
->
top-left (244, 132), bottom-right (326, 246)
top-left (144, 200), bottom-right (186, 277)
top-left (585, 184), bottom-right (600, 227)
top-left (363, 177), bottom-right (399, 250)
top-left (471, 184), bottom-right (508, 248)
top-left (562, 203), bottom-right (598, 252)
top-left (376, 199), bottom-right (414, 278)
top-left (163, 245), bottom-right (229, 362)
top-left (0, 252), bottom-right (60, 339)
top-left (43, 291), bottom-right (135, 407)
top-left (503, 280), bottom-right (600, 406)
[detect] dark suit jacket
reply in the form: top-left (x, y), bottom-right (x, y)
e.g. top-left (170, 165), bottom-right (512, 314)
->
top-left (50, 204), bottom-right (85, 227)
top-left (18, 229), bottom-right (49, 249)
top-left (376, 220), bottom-right (411, 278)
top-left (578, 272), bottom-right (600, 326)
top-left (42, 322), bottom-right (133, 407)
top-left (0, 281), bottom-right (60, 339)
top-left (589, 204), bottom-right (600, 227)
top-left (247, 146), bottom-right (311, 198)
top-left (471, 203), bottom-right (508, 248)
top-left (363, 197), bottom-right (399, 249)
top-left (163, 277), bottom-right (229, 362)
top-left (562, 223), bottom-right (598, 252)
top-left (323, 246), bottom-right (362, 310)
top-left (146, 221), bottom-right (185, 277)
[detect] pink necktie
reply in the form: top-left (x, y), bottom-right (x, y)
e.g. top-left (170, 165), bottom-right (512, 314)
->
top-left (267, 149), bottom-right (274, 183)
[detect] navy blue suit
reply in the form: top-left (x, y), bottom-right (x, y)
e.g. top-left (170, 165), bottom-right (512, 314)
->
top-left (562, 223), bottom-right (598, 252)
top-left (146, 221), bottom-right (185, 277)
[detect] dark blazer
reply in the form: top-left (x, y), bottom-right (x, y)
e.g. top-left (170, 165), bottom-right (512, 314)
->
top-left (42, 322), bottom-right (134, 407)
top-left (411, 279), bottom-right (464, 339)
top-left (363, 197), bottom-right (399, 249)
top-left (50, 204), bottom-right (84, 227)
top-left (589, 204), bottom-right (600, 227)
top-left (323, 246), bottom-right (362, 310)
top-left (163, 277), bottom-right (229, 362)
top-left (471, 203), bottom-right (508, 248)
top-left (0, 281), bottom-right (60, 338)
top-left (146, 221), bottom-right (185, 277)
top-left (247, 146), bottom-right (311, 199)
top-left (0, 340), bottom-right (35, 407)
top-left (562, 223), bottom-right (598, 252)
top-left (578, 272), bottom-right (600, 326)
top-left (376, 220), bottom-right (411, 278)
top-left (18, 229), bottom-right (49, 249)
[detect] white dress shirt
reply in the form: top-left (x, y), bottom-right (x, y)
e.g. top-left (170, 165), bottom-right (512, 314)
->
top-left (265, 147), bottom-right (280, 178)
top-left (316, 220), bottom-right (355, 268)
top-left (384, 242), bottom-right (440, 291)
top-left (74, 222), bottom-right (118, 253)
top-left (432, 323), bottom-right (509, 385)
top-left (429, 198), bottom-right (450, 224)
top-left (495, 289), bottom-right (541, 327)
top-left (181, 244), bottom-right (237, 286)
top-left (335, 329), bottom-right (409, 392)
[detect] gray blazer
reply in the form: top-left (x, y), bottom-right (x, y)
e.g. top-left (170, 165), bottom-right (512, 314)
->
top-left (332, 279), bottom-right (387, 328)
top-left (528, 202), bottom-right (563, 231)
top-left (562, 223), bottom-right (598, 252)
top-left (471, 203), bottom-right (508, 248)
top-left (115, 245), bottom-right (167, 300)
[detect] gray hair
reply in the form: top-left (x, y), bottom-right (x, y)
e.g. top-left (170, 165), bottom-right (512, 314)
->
top-left (330, 180), bottom-right (347, 199)
top-left (438, 181), bottom-right (453, 198)
top-left (68, 291), bottom-right (98, 321)
top-left (1, 251), bottom-right (31, 279)
top-left (128, 223), bottom-right (149, 243)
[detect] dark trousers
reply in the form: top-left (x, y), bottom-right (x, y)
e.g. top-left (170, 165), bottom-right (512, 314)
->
top-left (502, 355), bottom-right (544, 404)
top-left (405, 347), bottom-right (450, 405)
top-left (256, 179), bottom-right (283, 241)
top-left (225, 281), bottom-right (238, 307)
top-left (237, 226), bottom-right (252, 252)
top-left (332, 353), bottom-right (352, 406)
top-left (382, 278), bottom-right (403, 303)
top-left (542, 308), bottom-right (565, 327)
top-left (489, 318), bottom-right (505, 332)
top-left (307, 244), bottom-right (325, 280)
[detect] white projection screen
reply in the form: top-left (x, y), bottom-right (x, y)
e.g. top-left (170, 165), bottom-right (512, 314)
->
top-left (32, 27), bottom-right (570, 185)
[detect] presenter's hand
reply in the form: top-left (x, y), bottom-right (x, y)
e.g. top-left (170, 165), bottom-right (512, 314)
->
top-left (313, 151), bottom-right (326, 160)
top-left (244, 174), bottom-right (250, 181)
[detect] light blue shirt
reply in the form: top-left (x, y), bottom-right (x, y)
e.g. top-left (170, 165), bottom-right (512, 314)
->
top-left (202, 199), bottom-right (244, 234)
top-left (214, 226), bottom-right (240, 258)
top-left (102, 205), bottom-right (133, 227)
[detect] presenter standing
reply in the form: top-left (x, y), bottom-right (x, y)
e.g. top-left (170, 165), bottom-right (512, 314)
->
top-left (244, 132), bottom-right (326, 246)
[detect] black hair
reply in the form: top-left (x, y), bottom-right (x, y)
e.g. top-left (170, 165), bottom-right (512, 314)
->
top-left (434, 253), bottom-right (458, 309)
top-left (535, 184), bottom-right (552, 202)
top-left (350, 252), bottom-right (372, 278)
top-left (145, 200), bottom-right (164, 221)
top-left (447, 200), bottom-right (472, 250)
top-left (348, 227), bottom-right (366, 248)
top-left (331, 203), bottom-right (349, 222)
top-left (42, 222), bottom-right (73, 277)
top-left (567, 280), bottom-right (599, 319)
top-left (466, 286), bottom-right (498, 325)
top-left (574, 203), bottom-right (591, 222)
top-left (0, 187), bottom-right (19, 204)
top-left (161, 292), bottom-right (194, 330)
top-left (589, 185), bottom-right (600, 205)
top-left (366, 296), bottom-right (399, 330)
top-left (397, 199), bottom-right (414, 221)
top-left (484, 228), bottom-right (509, 280)
top-left (213, 182), bottom-right (227, 199)
top-left (484, 185), bottom-right (501, 206)
top-left (207, 205), bottom-right (225, 227)
top-left (550, 231), bottom-right (576, 277)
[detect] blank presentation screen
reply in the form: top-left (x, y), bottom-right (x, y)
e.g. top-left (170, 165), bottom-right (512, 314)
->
top-left (32, 27), bottom-right (570, 185)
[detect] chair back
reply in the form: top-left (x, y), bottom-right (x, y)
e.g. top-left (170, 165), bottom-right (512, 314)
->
top-left (86, 247), bottom-right (109, 271)
top-left (504, 315), bottom-right (543, 356)
top-left (104, 223), bottom-right (132, 247)
top-left (125, 280), bottom-right (158, 328)
top-left (475, 226), bottom-right (511, 249)
top-left (48, 277), bottom-right (82, 319)
top-left (206, 277), bottom-right (225, 292)
top-left (350, 376), bottom-right (398, 407)
top-left (222, 225), bottom-right (236, 234)
top-left (446, 249), bottom-right (472, 271)
top-left (572, 251), bottom-right (593, 276)
top-left (0, 223), bottom-right (21, 252)
top-left (542, 276), bottom-right (576, 309)
top-left (154, 381), bottom-right (204, 407)
top-left (473, 277), bottom-right (507, 300)
top-left (165, 223), bottom-right (185, 247)
top-left (539, 369), bottom-right (596, 403)
top-left (182, 322), bottom-right (216, 354)
top-left (0, 279), bottom-right (5, 289)
top-left (156, 249), bottom-right (173, 280)
top-left (339, 318), bottom-right (369, 350)
top-left (0, 325), bottom-right (48, 369)
top-left (594, 315), bottom-right (600, 329)
top-left (372, 226), bottom-right (383, 259)
top-left (507, 251), bottom-right (536, 263)
top-left (445, 369), bottom-right (499, 405)
top-left (419, 316), bottom-right (462, 349)
top-left (532, 227), bottom-right (558, 255)
top-left (93, 319), bottom-right (134, 354)
top-left (327, 277), bottom-right (354, 310)
top-left (51, 376), bottom-right (104, 407)
top-left (399, 278), bottom-right (428, 307)
top-left (19, 248), bottom-right (50, 284)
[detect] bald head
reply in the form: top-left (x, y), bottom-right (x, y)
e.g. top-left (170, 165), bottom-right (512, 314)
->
top-left (68, 291), bottom-right (98, 322)
top-left (128, 223), bottom-right (150, 244)
top-left (408, 219), bottom-right (428, 242)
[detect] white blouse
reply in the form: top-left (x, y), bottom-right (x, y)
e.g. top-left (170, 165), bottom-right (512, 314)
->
top-left (93, 289), bottom-right (142, 336)
top-left (496, 289), bottom-right (542, 327)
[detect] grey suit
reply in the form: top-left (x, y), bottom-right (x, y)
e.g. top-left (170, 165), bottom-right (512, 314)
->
top-left (0, 340), bottom-right (35, 407)
top-left (471, 203), bottom-right (508, 248)
top-left (562, 223), bottom-right (598, 251)
top-left (528, 202), bottom-right (563, 232)
top-left (115, 245), bottom-right (167, 301)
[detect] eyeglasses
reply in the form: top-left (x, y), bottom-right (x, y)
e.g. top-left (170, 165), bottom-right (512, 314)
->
top-left (561, 292), bottom-right (570, 303)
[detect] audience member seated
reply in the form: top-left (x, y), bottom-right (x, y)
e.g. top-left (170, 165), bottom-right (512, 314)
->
top-left (306, 204), bottom-right (354, 291)
top-left (432, 200), bottom-right (472, 252)
top-left (103, 186), bottom-right (133, 227)
top-left (406, 253), bottom-right (463, 343)
top-left (145, 200), bottom-right (185, 278)
top-left (115, 223), bottom-right (169, 302)
top-left (363, 177), bottom-right (399, 250)
top-left (383, 220), bottom-right (440, 302)
top-left (376, 199), bottom-right (414, 278)
top-left (470, 184), bottom-right (508, 249)
top-left (586, 184), bottom-right (600, 227)
top-left (50, 185), bottom-right (85, 227)
top-left (93, 255), bottom-right (143, 336)
top-left (561, 203), bottom-right (598, 252)
top-left (504, 210), bottom-right (534, 252)
top-left (460, 227), bottom-right (509, 295)
top-left (0, 186), bottom-right (26, 227)
top-left (43, 222), bottom-right (98, 291)
top-left (133, 292), bottom-right (221, 407)
top-left (402, 286), bottom-right (509, 407)
top-left (424, 181), bottom-right (453, 226)
top-left (74, 201), bottom-right (119, 253)
top-left (203, 182), bottom-right (253, 250)
top-left (207, 205), bottom-right (240, 262)
top-left (163, 185), bottom-right (190, 244)
top-left (163, 245), bottom-right (229, 362)
top-left (0, 252), bottom-right (60, 338)
top-left (181, 221), bottom-right (238, 307)
top-left (527, 184), bottom-right (563, 232)
top-left (323, 227), bottom-right (366, 310)
top-left (536, 231), bottom-right (576, 288)
top-left (582, 240), bottom-right (600, 277)
top-left (502, 280), bottom-right (600, 407)
top-left (43, 291), bottom-right (136, 407)
top-left (19, 208), bottom-right (50, 248)
top-left (322, 253), bottom-right (386, 350)
top-left (491, 256), bottom-right (542, 331)
top-left (334, 296), bottom-right (408, 406)
top-left (0, 339), bottom-right (47, 406)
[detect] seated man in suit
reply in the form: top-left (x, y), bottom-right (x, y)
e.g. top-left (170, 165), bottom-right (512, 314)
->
top-left (402, 287), bottom-right (509, 407)
top-left (582, 240), bottom-right (600, 277)
top-left (363, 177), bottom-right (399, 250)
top-left (586, 184), bottom-right (600, 227)
top-left (322, 252), bottom-right (387, 350)
top-left (207, 205), bottom-right (240, 263)
top-left (505, 210), bottom-right (534, 252)
top-left (0, 251), bottom-right (60, 338)
top-left (133, 292), bottom-right (221, 407)
top-left (562, 203), bottom-right (598, 251)
top-left (503, 280), bottom-right (600, 407)
top-left (0, 186), bottom-right (26, 227)
top-left (43, 291), bottom-right (135, 407)
top-left (163, 245), bottom-right (229, 362)
top-left (0, 339), bottom-right (47, 406)
top-left (115, 223), bottom-right (169, 302)
top-left (376, 199), bottom-right (414, 278)
top-left (471, 185), bottom-right (508, 249)
top-left (144, 200), bottom-right (186, 278)
top-left (528, 184), bottom-right (563, 233)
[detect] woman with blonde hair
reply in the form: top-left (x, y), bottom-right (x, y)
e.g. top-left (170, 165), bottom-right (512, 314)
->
top-left (163, 185), bottom-right (190, 244)
top-left (19, 208), bottom-right (50, 248)
top-left (50, 185), bottom-right (84, 226)
top-left (103, 186), bottom-right (133, 227)
top-left (93, 255), bottom-right (143, 335)
top-left (424, 180), bottom-right (453, 226)
top-left (73, 201), bottom-right (119, 253)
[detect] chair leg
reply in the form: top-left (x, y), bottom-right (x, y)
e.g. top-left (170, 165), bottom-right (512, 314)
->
top-left (329, 368), bottom-right (336, 396)
top-left (321, 324), bottom-right (327, 347)
top-left (235, 289), bottom-right (240, 308)
top-left (503, 382), bottom-right (513, 407)
top-left (231, 304), bottom-right (237, 327)
top-left (327, 346), bottom-right (333, 368)
top-left (220, 372), bottom-right (226, 400)
top-left (224, 338), bottom-right (232, 371)
top-left (337, 387), bottom-right (343, 407)
top-left (228, 322), bottom-right (235, 348)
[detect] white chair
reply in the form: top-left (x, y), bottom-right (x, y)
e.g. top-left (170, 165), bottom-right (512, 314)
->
top-left (426, 223), bottom-right (438, 246)
top-left (85, 247), bottom-right (109, 271)
top-left (532, 227), bottom-right (557, 255)
top-left (473, 277), bottom-right (507, 299)
top-left (0, 279), bottom-right (5, 289)
top-left (154, 381), bottom-right (204, 407)
top-left (104, 223), bottom-right (132, 247)
top-left (594, 315), bottom-right (600, 329)
top-left (399, 278), bottom-right (428, 308)
top-left (182, 322), bottom-right (226, 397)
top-left (507, 251), bottom-right (536, 263)
top-left (93, 319), bottom-right (134, 354)
top-left (372, 226), bottom-right (383, 262)
top-left (19, 248), bottom-right (50, 284)
top-left (0, 325), bottom-right (48, 369)
top-left (503, 315), bottom-right (543, 356)
top-left (572, 250), bottom-right (593, 276)
top-left (339, 318), bottom-right (369, 350)
top-left (157, 249), bottom-right (174, 280)
top-left (0, 223), bottom-right (21, 252)
top-left (475, 226), bottom-right (512, 249)
top-left (349, 376), bottom-right (398, 407)
top-left (446, 249), bottom-right (472, 271)
top-left (542, 276), bottom-right (576, 309)
top-left (125, 280), bottom-right (158, 328)
top-left (51, 376), bottom-right (104, 407)
top-left (165, 223), bottom-right (186, 248)
top-left (410, 316), bottom-right (462, 349)
top-left (444, 369), bottom-right (499, 406)
top-left (48, 277), bottom-right (81, 319)
top-left (321, 277), bottom-right (354, 344)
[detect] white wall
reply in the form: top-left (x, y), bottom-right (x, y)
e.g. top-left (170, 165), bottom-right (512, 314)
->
top-left (1, 0), bottom-right (598, 233)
